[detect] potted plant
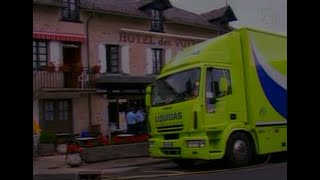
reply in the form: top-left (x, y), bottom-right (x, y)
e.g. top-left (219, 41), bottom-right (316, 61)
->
top-left (38, 131), bottom-right (56, 156)
top-left (66, 143), bottom-right (83, 167)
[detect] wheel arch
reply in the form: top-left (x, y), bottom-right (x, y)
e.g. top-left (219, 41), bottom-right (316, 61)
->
top-left (223, 127), bottom-right (258, 158)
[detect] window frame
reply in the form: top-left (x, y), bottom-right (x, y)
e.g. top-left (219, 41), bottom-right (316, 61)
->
top-left (150, 9), bottom-right (164, 32)
top-left (61, 0), bottom-right (80, 22)
top-left (151, 48), bottom-right (164, 74)
top-left (106, 44), bottom-right (120, 74)
top-left (43, 99), bottom-right (72, 121)
top-left (205, 67), bottom-right (232, 112)
top-left (33, 40), bottom-right (48, 71)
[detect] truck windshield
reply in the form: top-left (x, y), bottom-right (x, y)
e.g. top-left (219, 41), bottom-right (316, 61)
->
top-left (152, 68), bottom-right (201, 106)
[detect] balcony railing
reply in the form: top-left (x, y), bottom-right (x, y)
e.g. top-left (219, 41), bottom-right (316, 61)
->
top-left (33, 66), bottom-right (100, 91)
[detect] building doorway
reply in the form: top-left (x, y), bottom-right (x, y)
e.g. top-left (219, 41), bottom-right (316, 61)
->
top-left (62, 43), bottom-right (82, 88)
top-left (107, 96), bottom-right (145, 132)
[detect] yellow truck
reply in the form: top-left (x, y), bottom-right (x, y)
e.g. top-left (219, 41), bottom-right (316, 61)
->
top-left (145, 27), bottom-right (287, 168)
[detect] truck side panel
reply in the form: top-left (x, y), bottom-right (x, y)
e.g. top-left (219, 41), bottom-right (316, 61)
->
top-left (239, 29), bottom-right (287, 154)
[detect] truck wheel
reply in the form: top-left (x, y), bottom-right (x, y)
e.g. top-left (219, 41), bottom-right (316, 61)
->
top-left (225, 132), bottom-right (253, 167)
top-left (172, 159), bottom-right (195, 169)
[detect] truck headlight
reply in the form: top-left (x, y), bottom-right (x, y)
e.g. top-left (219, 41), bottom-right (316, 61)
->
top-left (186, 140), bottom-right (206, 148)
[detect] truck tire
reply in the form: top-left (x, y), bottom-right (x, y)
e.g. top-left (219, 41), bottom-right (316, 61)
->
top-left (225, 132), bottom-right (253, 167)
top-left (172, 159), bottom-right (195, 169)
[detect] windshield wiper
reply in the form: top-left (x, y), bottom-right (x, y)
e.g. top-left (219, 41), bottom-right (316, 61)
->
top-left (153, 98), bottom-right (184, 106)
top-left (153, 101), bottom-right (168, 107)
top-left (167, 98), bottom-right (186, 104)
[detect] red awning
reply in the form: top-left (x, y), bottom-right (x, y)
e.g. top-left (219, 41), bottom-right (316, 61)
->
top-left (33, 31), bottom-right (86, 43)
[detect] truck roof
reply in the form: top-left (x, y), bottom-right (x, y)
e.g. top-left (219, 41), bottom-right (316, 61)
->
top-left (237, 27), bottom-right (286, 38)
top-left (160, 27), bottom-right (286, 74)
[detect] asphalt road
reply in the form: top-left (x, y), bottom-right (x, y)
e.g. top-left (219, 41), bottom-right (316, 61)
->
top-left (100, 152), bottom-right (287, 180)
top-left (34, 152), bottom-right (287, 180)
top-left (140, 163), bottom-right (287, 180)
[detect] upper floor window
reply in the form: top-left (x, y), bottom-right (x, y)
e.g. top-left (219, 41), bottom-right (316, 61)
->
top-left (152, 48), bottom-right (163, 74)
top-left (62, 0), bottom-right (79, 21)
top-left (33, 40), bottom-right (48, 71)
top-left (106, 45), bottom-right (120, 73)
top-left (151, 9), bottom-right (164, 32)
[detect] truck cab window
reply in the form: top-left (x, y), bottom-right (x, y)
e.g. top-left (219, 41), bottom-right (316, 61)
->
top-left (206, 68), bottom-right (215, 112)
top-left (206, 68), bottom-right (232, 112)
top-left (151, 68), bottom-right (200, 106)
top-left (212, 69), bottom-right (232, 97)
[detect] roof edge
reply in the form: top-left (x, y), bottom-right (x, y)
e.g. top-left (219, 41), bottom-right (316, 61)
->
top-left (33, 0), bottom-right (62, 7)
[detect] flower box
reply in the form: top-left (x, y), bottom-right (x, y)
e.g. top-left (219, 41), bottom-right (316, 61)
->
top-left (74, 67), bottom-right (83, 72)
top-left (80, 142), bottom-right (149, 163)
top-left (42, 61), bottom-right (56, 72)
top-left (73, 63), bottom-right (84, 72)
top-left (111, 133), bottom-right (150, 145)
top-left (58, 64), bottom-right (71, 72)
top-left (91, 65), bottom-right (101, 74)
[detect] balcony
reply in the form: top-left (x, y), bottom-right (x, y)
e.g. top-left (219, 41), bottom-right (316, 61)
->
top-left (33, 66), bottom-right (100, 99)
top-left (33, 67), bottom-right (100, 90)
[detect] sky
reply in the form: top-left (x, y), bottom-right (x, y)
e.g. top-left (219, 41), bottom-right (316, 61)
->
top-left (169, 0), bottom-right (287, 35)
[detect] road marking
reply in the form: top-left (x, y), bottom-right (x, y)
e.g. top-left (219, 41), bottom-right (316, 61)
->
top-left (101, 162), bottom-right (287, 180)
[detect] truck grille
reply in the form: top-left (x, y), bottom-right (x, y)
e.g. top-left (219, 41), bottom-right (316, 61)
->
top-left (161, 148), bottom-right (181, 155)
top-left (156, 125), bottom-right (183, 133)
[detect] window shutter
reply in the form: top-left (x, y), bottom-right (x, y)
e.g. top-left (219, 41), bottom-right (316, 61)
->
top-left (49, 41), bottom-right (62, 66)
top-left (165, 48), bottom-right (172, 65)
top-left (121, 45), bottom-right (130, 74)
top-left (98, 43), bottom-right (106, 73)
top-left (146, 48), bottom-right (153, 75)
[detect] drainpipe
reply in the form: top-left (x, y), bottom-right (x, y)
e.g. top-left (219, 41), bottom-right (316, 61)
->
top-left (86, 13), bottom-right (95, 128)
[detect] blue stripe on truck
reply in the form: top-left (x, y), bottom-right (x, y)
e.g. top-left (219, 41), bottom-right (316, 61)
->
top-left (252, 45), bottom-right (287, 119)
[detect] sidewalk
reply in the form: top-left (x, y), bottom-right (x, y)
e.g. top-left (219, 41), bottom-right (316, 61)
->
top-left (33, 154), bottom-right (170, 177)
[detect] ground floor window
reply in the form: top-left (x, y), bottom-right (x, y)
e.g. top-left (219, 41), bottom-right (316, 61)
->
top-left (108, 96), bottom-right (146, 133)
top-left (40, 99), bottom-right (73, 133)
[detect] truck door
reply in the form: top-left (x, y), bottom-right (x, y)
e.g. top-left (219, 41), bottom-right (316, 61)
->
top-left (204, 67), bottom-right (233, 129)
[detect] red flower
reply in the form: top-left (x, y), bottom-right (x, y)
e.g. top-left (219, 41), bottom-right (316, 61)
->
top-left (78, 147), bottom-right (84, 153)
top-left (86, 141), bottom-right (94, 147)
top-left (58, 64), bottom-right (71, 72)
top-left (98, 135), bottom-right (109, 145)
top-left (43, 61), bottom-right (56, 72)
top-left (66, 143), bottom-right (82, 153)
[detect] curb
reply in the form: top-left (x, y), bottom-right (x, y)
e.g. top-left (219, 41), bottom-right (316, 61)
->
top-left (33, 173), bottom-right (79, 180)
top-left (33, 157), bottom-right (171, 177)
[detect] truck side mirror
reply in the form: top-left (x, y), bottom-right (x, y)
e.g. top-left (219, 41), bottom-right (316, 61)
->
top-left (145, 84), bottom-right (153, 111)
top-left (206, 92), bottom-right (218, 104)
top-left (219, 77), bottom-right (228, 94)
top-left (209, 98), bottom-right (218, 104)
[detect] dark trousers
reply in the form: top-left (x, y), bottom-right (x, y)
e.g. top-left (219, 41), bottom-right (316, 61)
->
top-left (127, 124), bottom-right (136, 134)
top-left (136, 122), bottom-right (145, 133)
